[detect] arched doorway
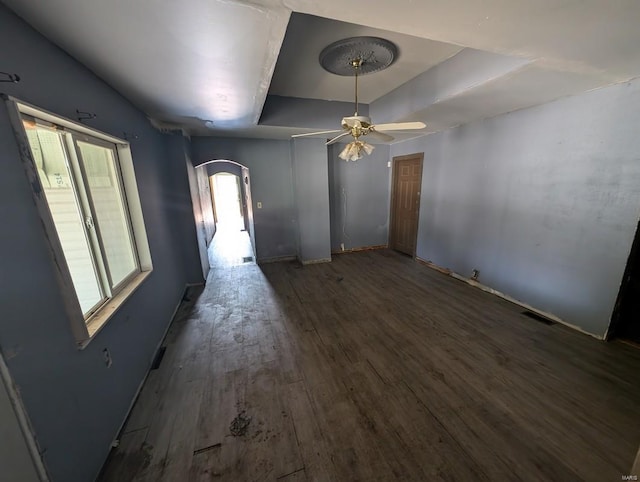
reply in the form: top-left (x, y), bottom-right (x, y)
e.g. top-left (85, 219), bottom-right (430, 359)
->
top-left (196, 160), bottom-right (256, 267)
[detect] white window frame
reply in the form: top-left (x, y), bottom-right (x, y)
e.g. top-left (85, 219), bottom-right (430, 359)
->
top-left (6, 97), bottom-right (153, 347)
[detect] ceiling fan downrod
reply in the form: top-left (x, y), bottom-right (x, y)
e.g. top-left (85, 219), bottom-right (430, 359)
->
top-left (351, 58), bottom-right (362, 116)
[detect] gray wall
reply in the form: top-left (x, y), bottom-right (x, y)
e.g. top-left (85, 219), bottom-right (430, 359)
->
top-left (292, 138), bottom-right (332, 263)
top-left (207, 161), bottom-right (242, 177)
top-left (193, 137), bottom-right (391, 263)
top-left (391, 79), bottom-right (640, 337)
top-left (328, 143), bottom-right (391, 252)
top-left (167, 134), bottom-right (207, 283)
top-left (0, 5), bottom-right (201, 481)
top-left (191, 137), bottom-right (297, 261)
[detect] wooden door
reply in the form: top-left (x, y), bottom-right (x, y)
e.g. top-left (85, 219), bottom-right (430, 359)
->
top-left (390, 153), bottom-right (423, 256)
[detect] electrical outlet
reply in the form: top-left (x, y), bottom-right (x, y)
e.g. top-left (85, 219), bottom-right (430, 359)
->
top-left (387, 161), bottom-right (391, 168)
top-left (257, 201), bottom-right (262, 209)
top-left (340, 243), bottom-right (345, 251)
top-left (471, 269), bottom-right (480, 281)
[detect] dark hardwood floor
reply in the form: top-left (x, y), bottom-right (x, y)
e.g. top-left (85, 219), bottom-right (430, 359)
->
top-left (99, 248), bottom-right (640, 481)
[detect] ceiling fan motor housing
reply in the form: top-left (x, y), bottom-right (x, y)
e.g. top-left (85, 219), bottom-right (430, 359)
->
top-left (342, 115), bottom-right (372, 138)
top-left (342, 115), bottom-right (372, 128)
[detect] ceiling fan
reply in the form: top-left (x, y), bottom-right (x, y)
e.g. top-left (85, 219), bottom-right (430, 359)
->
top-left (292, 57), bottom-right (426, 161)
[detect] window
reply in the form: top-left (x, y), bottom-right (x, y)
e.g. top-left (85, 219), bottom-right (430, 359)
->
top-left (9, 100), bottom-right (152, 345)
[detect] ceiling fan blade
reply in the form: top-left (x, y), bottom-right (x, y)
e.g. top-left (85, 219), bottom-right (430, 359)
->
top-left (326, 132), bottom-right (352, 145)
top-left (368, 130), bottom-right (394, 142)
top-left (292, 129), bottom-right (343, 138)
top-left (373, 121), bottom-right (426, 132)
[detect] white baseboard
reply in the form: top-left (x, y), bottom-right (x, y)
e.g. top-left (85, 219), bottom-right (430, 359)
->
top-left (257, 255), bottom-right (297, 264)
top-left (416, 257), bottom-right (603, 340)
top-left (331, 244), bottom-right (388, 255)
top-left (300, 257), bottom-right (332, 265)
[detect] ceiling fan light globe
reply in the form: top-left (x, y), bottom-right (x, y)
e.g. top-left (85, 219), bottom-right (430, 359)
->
top-left (338, 140), bottom-right (375, 161)
top-left (361, 142), bottom-right (375, 155)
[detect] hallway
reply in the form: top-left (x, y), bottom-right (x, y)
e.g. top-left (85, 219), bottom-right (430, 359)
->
top-left (208, 218), bottom-right (254, 269)
top-left (99, 249), bottom-right (640, 481)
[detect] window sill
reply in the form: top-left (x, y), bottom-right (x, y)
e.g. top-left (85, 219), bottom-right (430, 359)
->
top-left (79, 270), bottom-right (152, 349)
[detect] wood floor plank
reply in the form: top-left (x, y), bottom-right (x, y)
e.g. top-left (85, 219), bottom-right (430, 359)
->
top-left (285, 380), bottom-right (337, 482)
top-left (152, 379), bottom-right (204, 482)
top-left (100, 246), bottom-right (640, 481)
top-left (97, 429), bottom-right (150, 482)
top-left (189, 444), bottom-right (222, 481)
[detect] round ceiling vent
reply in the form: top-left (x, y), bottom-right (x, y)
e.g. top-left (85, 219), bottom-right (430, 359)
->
top-left (319, 36), bottom-right (398, 76)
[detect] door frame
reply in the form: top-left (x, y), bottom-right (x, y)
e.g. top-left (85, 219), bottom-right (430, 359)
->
top-left (241, 167), bottom-right (257, 258)
top-left (607, 217), bottom-right (640, 340)
top-left (389, 152), bottom-right (424, 258)
top-left (209, 176), bottom-right (218, 225)
top-left (196, 159), bottom-right (258, 259)
top-left (0, 352), bottom-right (49, 481)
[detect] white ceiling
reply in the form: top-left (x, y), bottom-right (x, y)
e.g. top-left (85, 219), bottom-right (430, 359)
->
top-left (4, 0), bottom-right (640, 140)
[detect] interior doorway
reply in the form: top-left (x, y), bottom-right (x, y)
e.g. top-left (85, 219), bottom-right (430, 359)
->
top-left (608, 218), bottom-right (640, 344)
top-left (199, 160), bottom-right (257, 267)
top-left (389, 153), bottom-right (423, 257)
top-left (211, 173), bottom-right (244, 231)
